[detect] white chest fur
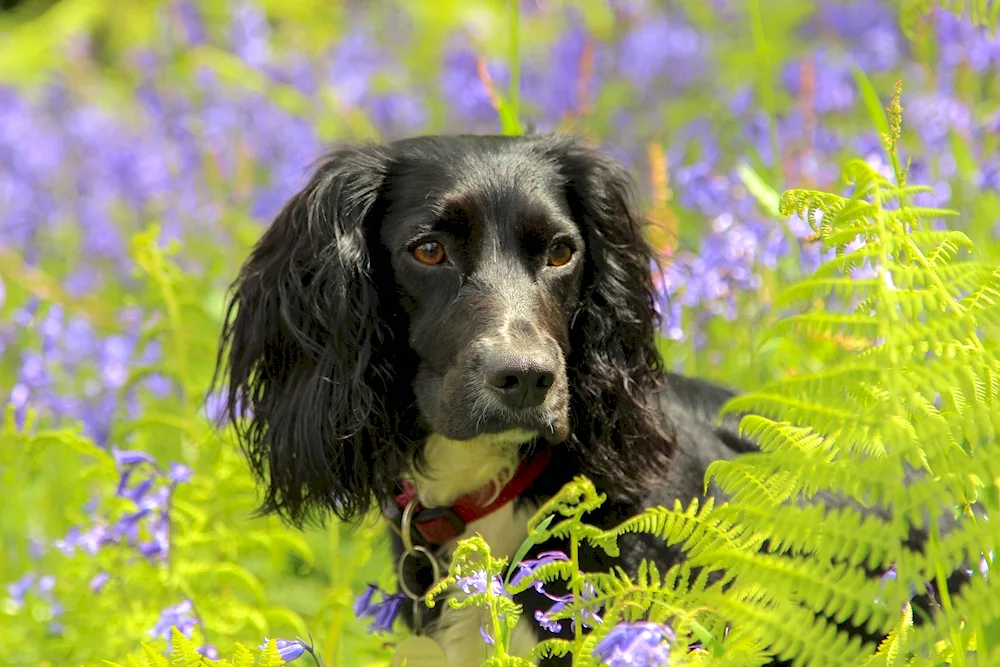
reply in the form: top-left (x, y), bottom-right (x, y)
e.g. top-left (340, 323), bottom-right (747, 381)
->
top-left (404, 431), bottom-right (542, 666)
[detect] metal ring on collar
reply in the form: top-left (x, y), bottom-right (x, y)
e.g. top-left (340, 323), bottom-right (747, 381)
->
top-left (396, 545), bottom-right (442, 601)
top-left (400, 497), bottom-right (419, 554)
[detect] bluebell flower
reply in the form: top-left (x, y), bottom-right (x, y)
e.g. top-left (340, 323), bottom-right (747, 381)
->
top-left (168, 463), bottom-right (192, 485)
top-left (112, 448), bottom-right (159, 469)
top-left (353, 584), bottom-right (378, 617)
top-left (457, 570), bottom-right (507, 597)
top-left (934, 7), bottom-right (998, 72)
top-left (89, 572), bottom-right (110, 593)
top-left (174, 1), bottom-right (206, 45)
top-left (369, 93), bottom-right (428, 138)
top-left (593, 621), bottom-right (675, 667)
top-left (119, 477), bottom-right (155, 503)
top-left (534, 592), bottom-right (572, 633)
top-left (6, 573), bottom-right (35, 609)
top-left (229, 0), bottom-right (271, 67)
top-left (617, 17), bottom-right (702, 89)
top-left (439, 43), bottom-right (510, 127)
top-left (533, 581), bottom-right (603, 634)
top-left (479, 619), bottom-right (496, 645)
top-left (37, 575), bottom-right (55, 593)
top-left (354, 583), bottom-right (407, 634)
top-left (77, 523), bottom-right (110, 556)
top-left (510, 550), bottom-right (570, 592)
top-left (907, 93), bottom-right (971, 149)
top-left (150, 599), bottom-right (197, 642)
top-left (198, 644), bottom-right (219, 660)
top-left (370, 594), bottom-right (406, 634)
top-left (260, 638), bottom-right (306, 662)
top-left (524, 20), bottom-right (594, 120)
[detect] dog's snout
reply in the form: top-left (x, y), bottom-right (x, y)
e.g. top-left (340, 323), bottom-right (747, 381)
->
top-left (484, 354), bottom-right (557, 409)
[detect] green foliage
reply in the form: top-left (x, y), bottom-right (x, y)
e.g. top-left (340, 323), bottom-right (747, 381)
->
top-left (100, 628), bottom-right (290, 667)
top-left (0, 226), bottom-right (392, 666)
top-left (3, 1), bottom-right (999, 666)
top-left (406, 92), bottom-right (998, 666)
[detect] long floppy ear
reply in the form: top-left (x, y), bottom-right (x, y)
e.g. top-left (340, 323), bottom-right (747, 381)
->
top-left (546, 135), bottom-right (674, 497)
top-left (212, 144), bottom-right (402, 527)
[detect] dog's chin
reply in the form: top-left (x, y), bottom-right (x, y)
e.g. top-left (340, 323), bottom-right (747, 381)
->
top-left (429, 410), bottom-right (570, 445)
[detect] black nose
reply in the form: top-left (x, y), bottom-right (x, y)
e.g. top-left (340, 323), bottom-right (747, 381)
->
top-left (485, 355), bottom-right (557, 409)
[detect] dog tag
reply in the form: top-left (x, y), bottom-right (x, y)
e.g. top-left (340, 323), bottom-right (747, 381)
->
top-left (390, 635), bottom-right (449, 667)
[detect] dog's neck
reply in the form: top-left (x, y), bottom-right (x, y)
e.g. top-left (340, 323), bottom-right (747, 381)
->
top-left (403, 429), bottom-right (538, 507)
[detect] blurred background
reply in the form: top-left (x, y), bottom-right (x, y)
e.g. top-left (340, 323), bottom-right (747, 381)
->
top-left (0, 0), bottom-right (998, 665)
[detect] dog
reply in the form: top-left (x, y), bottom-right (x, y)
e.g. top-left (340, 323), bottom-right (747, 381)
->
top-left (212, 133), bottom-right (965, 666)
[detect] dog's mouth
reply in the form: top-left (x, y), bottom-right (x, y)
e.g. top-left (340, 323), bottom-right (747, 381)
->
top-left (470, 407), bottom-right (570, 444)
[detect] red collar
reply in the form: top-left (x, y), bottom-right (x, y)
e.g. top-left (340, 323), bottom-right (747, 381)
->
top-left (387, 447), bottom-right (553, 546)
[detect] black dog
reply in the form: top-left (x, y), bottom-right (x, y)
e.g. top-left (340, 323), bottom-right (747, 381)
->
top-left (213, 133), bottom-right (958, 666)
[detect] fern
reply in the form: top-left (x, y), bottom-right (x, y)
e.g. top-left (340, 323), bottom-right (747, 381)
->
top-left (425, 85), bottom-right (998, 667)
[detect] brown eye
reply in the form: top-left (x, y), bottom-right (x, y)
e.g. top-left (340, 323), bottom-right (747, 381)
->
top-left (547, 242), bottom-right (574, 267)
top-left (413, 240), bottom-right (446, 265)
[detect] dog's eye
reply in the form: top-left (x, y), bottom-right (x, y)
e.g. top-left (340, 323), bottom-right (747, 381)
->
top-left (547, 242), bottom-right (574, 267)
top-left (413, 240), bottom-right (447, 265)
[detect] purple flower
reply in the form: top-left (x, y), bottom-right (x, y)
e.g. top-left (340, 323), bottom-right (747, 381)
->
top-left (618, 17), bottom-right (702, 88)
top-left (370, 594), bottom-right (406, 634)
top-left (168, 462), bottom-right (192, 485)
top-left (150, 599), bottom-right (197, 642)
top-left (6, 573), bottom-right (35, 607)
top-left (77, 523), bottom-right (110, 555)
top-left (439, 44), bottom-right (510, 127)
top-left (369, 93), bottom-right (428, 138)
top-left (593, 622), bottom-right (675, 667)
top-left (534, 581), bottom-right (603, 634)
top-left (174, 1), bottom-right (206, 45)
top-left (37, 575), bottom-right (55, 593)
top-left (89, 572), bottom-right (110, 593)
top-left (198, 645), bottom-right (219, 660)
top-left (113, 448), bottom-right (158, 469)
top-left (354, 584), bottom-right (406, 634)
top-left (457, 570), bottom-right (507, 597)
top-left (781, 49), bottom-right (854, 114)
top-left (111, 508), bottom-right (150, 542)
top-left (353, 584), bottom-right (378, 616)
top-left (479, 621), bottom-right (497, 645)
top-left (510, 551), bottom-right (570, 592)
top-left (906, 94), bottom-right (971, 148)
top-left (260, 638), bottom-right (306, 662)
top-left (326, 31), bottom-right (385, 108)
top-left (230, 1), bottom-right (271, 67)
top-left (119, 477), bottom-right (155, 503)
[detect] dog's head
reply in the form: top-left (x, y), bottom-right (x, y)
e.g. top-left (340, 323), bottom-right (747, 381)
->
top-left (214, 134), bottom-right (670, 526)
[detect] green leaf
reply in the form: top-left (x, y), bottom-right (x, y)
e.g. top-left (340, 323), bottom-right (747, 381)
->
top-left (849, 64), bottom-right (891, 140)
top-left (736, 162), bottom-right (781, 218)
top-left (505, 514), bottom-right (554, 587)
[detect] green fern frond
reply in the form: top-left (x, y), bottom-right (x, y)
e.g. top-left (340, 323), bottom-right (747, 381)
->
top-left (731, 415), bottom-right (831, 456)
top-left (774, 276), bottom-right (882, 307)
top-left (230, 644), bottom-right (254, 667)
top-left (712, 500), bottom-right (905, 568)
top-left (590, 498), bottom-right (764, 562)
top-left (256, 639), bottom-right (286, 667)
top-left (906, 573), bottom-right (1000, 664)
top-left (702, 588), bottom-right (873, 666)
top-left (528, 639), bottom-right (573, 662)
top-left (862, 603), bottom-right (914, 667)
top-left (505, 560), bottom-right (577, 595)
top-left (764, 312), bottom-right (882, 346)
top-left (705, 456), bottom-right (801, 508)
top-left (141, 644), bottom-right (171, 667)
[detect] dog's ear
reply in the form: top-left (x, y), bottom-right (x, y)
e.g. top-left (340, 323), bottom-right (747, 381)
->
top-left (546, 136), bottom-right (674, 495)
top-left (212, 144), bottom-right (401, 527)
